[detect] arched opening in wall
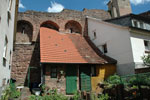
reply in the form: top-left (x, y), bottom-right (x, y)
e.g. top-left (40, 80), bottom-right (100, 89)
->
top-left (40, 21), bottom-right (59, 31)
top-left (16, 20), bottom-right (33, 43)
top-left (65, 20), bottom-right (82, 34)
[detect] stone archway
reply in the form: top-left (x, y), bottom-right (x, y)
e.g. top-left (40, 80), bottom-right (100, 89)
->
top-left (16, 20), bottom-right (33, 43)
top-left (65, 20), bottom-right (82, 34)
top-left (40, 20), bottom-right (60, 31)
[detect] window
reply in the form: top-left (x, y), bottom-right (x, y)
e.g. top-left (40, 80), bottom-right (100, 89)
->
top-left (51, 66), bottom-right (57, 78)
top-left (7, 79), bottom-right (10, 84)
top-left (94, 32), bottom-right (96, 39)
top-left (144, 40), bottom-right (150, 51)
top-left (91, 66), bottom-right (96, 76)
top-left (102, 44), bottom-right (108, 53)
top-left (145, 23), bottom-right (150, 30)
top-left (132, 20), bottom-right (150, 31)
top-left (3, 37), bottom-right (8, 67)
top-left (139, 22), bottom-right (144, 29)
top-left (144, 40), bottom-right (148, 47)
top-left (7, 0), bottom-right (12, 21)
top-left (9, 51), bottom-right (12, 69)
top-left (92, 30), bottom-right (96, 39)
top-left (3, 58), bottom-right (6, 67)
top-left (133, 20), bottom-right (138, 27)
top-left (3, 37), bottom-right (8, 58)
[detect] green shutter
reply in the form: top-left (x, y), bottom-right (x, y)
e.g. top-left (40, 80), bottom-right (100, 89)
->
top-left (80, 67), bottom-right (91, 92)
top-left (81, 72), bottom-right (91, 92)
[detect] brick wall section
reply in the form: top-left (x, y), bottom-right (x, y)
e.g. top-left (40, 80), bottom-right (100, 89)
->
top-left (44, 65), bottom-right (80, 95)
top-left (17, 9), bottom-right (111, 41)
top-left (11, 9), bottom-right (111, 86)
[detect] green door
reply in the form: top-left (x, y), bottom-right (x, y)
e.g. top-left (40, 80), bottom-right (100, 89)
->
top-left (66, 66), bottom-right (77, 94)
top-left (80, 67), bottom-right (91, 92)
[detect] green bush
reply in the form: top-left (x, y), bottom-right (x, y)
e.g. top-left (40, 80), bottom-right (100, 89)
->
top-left (104, 74), bottom-right (121, 89)
top-left (90, 92), bottom-right (99, 100)
top-left (72, 91), bottom-right (81, 100)
top-left (0, 87), bottom-right (11, 100)
top-left (106, 74), bottom-right (121, 85)
top-left (9, 83), bottom-right (21, 98)
top-left (29, 89), bottom-right (68, 100)
top-left (128, 76), bottom-right (138, 85)
top-left (90, 92), bottom-right (109, 100)
top-left (99, 94), bottom-right (109, 100)
top-left (0, 83), bottom-right (21, 100)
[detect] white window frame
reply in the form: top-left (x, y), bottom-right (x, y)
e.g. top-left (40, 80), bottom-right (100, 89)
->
top-left (8, 0), bottom-right (12, 11)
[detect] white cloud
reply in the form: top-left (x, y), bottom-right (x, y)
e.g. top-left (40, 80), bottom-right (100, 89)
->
top-left (19, 0), bottom-right (25, 9)
top-left (103, 0), bottom-right (109, 5)
top-left (130, 0), bottom-right (150, 5)
top-left (47, 2), bottom-right (64, 13)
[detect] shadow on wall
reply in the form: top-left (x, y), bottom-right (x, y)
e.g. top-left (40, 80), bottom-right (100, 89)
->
top-left (24, 33), bottom-right (41, 88)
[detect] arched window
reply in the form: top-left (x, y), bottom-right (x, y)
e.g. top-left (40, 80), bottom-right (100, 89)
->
top-left (40, 21), bottom-right (59, 31)
top-left (65, 20), bottom-right (82, 34)
top-left (16, 20), bottom-right (33, 43)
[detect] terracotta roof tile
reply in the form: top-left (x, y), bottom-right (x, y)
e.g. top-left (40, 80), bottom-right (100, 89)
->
top-left (40, 27), bottom-right (107, 64)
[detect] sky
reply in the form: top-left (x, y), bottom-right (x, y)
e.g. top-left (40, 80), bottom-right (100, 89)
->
top-left (19, 0), bottom-right (150, 14)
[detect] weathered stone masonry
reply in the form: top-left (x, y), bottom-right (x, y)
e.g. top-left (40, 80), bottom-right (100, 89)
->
top-left (11, 9), bottom-right (111, 86)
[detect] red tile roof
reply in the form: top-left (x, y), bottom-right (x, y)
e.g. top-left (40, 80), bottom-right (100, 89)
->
top-left (40, 27), bottom-right (108, 64)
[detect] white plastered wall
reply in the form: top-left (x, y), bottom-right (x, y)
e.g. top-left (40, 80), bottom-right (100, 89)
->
top-left (87, 17), bottom-right (135, 75)
top-left (130, 31), bottom-right (150, 69)
top-left (0, 0), bottom-right (17, 96)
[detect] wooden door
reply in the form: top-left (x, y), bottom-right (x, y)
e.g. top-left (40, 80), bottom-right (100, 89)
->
top-left (66, 66), bottom-right (77, 94)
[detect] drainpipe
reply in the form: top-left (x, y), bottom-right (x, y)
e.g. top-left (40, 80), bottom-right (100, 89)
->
top-left (39, 63), bottom-right (43, 87)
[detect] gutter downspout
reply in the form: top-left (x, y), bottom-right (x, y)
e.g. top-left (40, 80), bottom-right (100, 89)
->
top-left (39, 63), bottom-right (44, 87)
